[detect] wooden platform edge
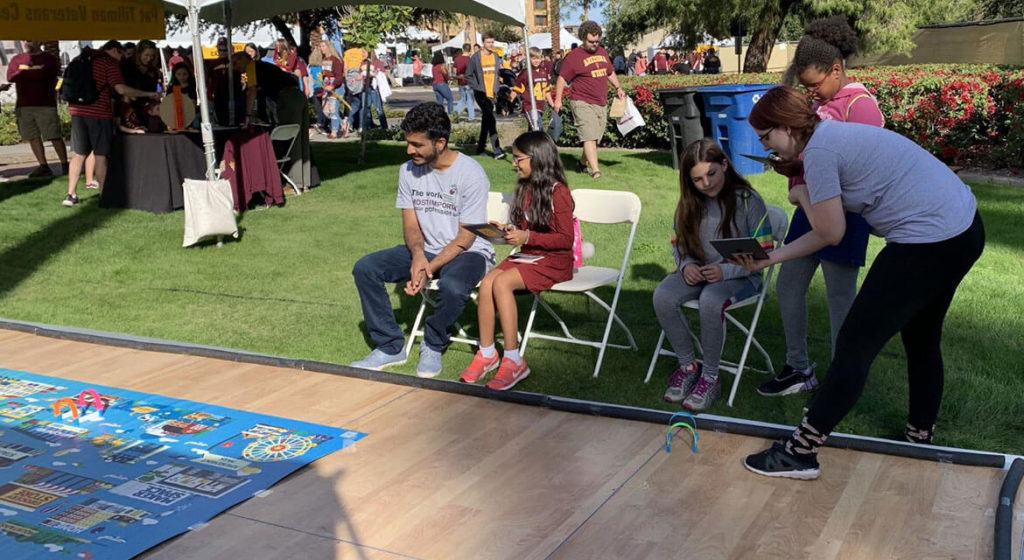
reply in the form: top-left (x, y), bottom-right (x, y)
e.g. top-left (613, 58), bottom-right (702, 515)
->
top-left (0, 317), bottom-right (1012, 471)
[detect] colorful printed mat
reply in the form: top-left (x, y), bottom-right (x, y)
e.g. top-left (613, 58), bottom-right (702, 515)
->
top-left (0, 368), bottom-right (366, 559)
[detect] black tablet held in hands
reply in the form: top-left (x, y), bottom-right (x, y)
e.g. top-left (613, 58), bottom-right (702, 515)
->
top-left (710, 237), bottom-right (771, 260)
top-left (463, 223), bottom-right (509, 245)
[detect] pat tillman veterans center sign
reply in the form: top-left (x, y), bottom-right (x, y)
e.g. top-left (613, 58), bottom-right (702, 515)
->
top-left (0, 0), bottom-right (164, 40)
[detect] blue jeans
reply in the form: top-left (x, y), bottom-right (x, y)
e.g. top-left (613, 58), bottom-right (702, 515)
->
top-left (323, 97), bottom-right (341, 134)
top-left (352, 245), bottom-right (488, 354)
top-left (347, 93), bottom-right (363, 129)
top-left (367, 89), bottom-right (388, 129)
top-left (433, 83), bottom-right (454, 113)
top-left (454, 84), bottom-right (475, 119)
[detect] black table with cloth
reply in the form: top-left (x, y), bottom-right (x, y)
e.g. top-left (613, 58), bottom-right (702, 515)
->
top-left (101, 128), bottom-right (292, 214)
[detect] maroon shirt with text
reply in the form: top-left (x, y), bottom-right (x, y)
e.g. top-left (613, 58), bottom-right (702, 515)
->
top-left (558, 46), bottom-right (613, 106)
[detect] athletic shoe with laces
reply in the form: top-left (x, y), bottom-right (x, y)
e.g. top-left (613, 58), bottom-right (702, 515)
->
top-left (350, 348), bottom-right (407, 371)
top-left (28, 165), bottom-right (54, 178)
top-left (486, 357), bottom-right (530, 391)
top-left (757, 363), bottom-right (818, 397)
top-left (416, 346), bottom-right (443, 378)
top-left (493, 149), bottom-right (506, 160)
top-left (663, 363), bottom-right (701, 403)
top-left (743, 441), bottom-right (820, 480)
top-left (84, 181), bottom-right (99, 190)
top-left (682, 374), bottom-right (721, 411)
top-left (61, 194), bottom-right (80, 207)
top-left (459, 351), bottom-right (500, 383)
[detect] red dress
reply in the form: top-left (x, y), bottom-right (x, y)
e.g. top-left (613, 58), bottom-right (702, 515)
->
top-left (496, 182), bottom-right (575, 293)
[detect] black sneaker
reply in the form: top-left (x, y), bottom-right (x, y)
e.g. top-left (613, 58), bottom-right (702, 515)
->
top-left (757, 364), bottom-right (818, 397)
top-left (29, 165), bottom-right (54, 178)
top-left (743, 442), bottom-right (820, 480)
top-left (61, 194), bottom-right (80, 207)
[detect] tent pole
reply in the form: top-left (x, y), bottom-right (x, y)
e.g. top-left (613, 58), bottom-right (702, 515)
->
top-left (159, 46), bottom-right (169, 87)
top-left (188, 0), bottom-right (217, 180)
top-left (225, 1), bottom-right (236, 125)
top-left (359, 49), bottom-right (371, 165)
top-left (523, 26), bottom-right (539, 129)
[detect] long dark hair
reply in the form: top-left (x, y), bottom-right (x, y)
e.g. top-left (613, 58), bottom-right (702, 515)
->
top-left (675, 138), bottom-right (754, 264)
top-left (509, 131), bottom-right (568, 232)
top-left (170, 62), bottom-right (197, 99)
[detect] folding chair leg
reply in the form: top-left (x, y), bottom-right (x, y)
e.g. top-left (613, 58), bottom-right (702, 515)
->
top-left (520, 295), bottom-right (541, 355)
top-left (281, 169), bottom-right (301, 195)
top-left (404, 297), bottom-right (429, 357)
top-left (645, 330), bottom-right (667, 383)
top-left (582, 291), bottom-right (637, 350)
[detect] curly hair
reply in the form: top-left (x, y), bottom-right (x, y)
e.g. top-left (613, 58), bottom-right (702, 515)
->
top-left (400, 102), bottom-right (451, 142)
top-left (509, 131), bottom-right (569, 233)
top-left (784, 16), bottom-right (858, 85)
top-left (577, 20), bottom-right (603, 41)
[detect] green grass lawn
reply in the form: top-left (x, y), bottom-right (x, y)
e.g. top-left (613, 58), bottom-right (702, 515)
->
top-left (1, 142), bottom-right (1022, 454)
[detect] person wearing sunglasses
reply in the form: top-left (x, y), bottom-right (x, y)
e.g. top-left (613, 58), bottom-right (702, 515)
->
top-left (552, 20), bottom-right (627, 180)
top-left (756, 17), bottom-right (885, 403)
top-left (740, 86), bottom-right (983, 480)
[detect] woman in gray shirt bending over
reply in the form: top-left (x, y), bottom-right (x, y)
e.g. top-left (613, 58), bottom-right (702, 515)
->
top-left (739, 85), bottom-right (984, 480)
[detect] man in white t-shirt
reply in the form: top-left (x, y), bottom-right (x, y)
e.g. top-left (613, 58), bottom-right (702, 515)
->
top-left (352, 102), bottom-right (494, 377)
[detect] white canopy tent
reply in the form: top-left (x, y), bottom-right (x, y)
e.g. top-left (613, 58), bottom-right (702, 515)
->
top-left (523, 28), bottom-right (576, 51)
top-left (431, 31), bottom-right (508, 54)
top-left (163, 0), bottom-right (534, 170)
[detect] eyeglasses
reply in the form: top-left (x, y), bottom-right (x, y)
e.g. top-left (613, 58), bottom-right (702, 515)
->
top-left (757, 127), bottom-right (775, 143)
top-left (512, 155), bottom-right (531, 166)
top-left (800, 74), bottom-right (829, 93)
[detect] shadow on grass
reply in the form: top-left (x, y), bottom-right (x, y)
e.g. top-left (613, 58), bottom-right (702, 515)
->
top-left (622, 150), bottom-right (675, 168)
top-left (311, 142), bottom-right (410, 184)
top-left (0, 198), bottom-right (120, 299)
top-left (0, 177), bottom-right (57, 206)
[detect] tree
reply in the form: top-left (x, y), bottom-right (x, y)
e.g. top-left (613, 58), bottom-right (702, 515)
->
top-left (605, 0), bottom-right (979, 74)
top-left (561, 0), bottom-right (601, 23)
top-left (550, 0), bottom-right (562, 54)
top-left (974, 0), bottom-right (1024, 19)
top-left (339, 6), bottom-right (414, 48)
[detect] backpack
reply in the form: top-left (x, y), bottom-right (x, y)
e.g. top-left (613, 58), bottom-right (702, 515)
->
top-left (345, 66), bottom-right (364, 95)
top-left (60, 49), bottom-right (104, 105)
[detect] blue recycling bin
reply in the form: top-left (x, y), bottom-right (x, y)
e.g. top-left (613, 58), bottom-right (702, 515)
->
top-left (698, 84), bottom-right (775, 175)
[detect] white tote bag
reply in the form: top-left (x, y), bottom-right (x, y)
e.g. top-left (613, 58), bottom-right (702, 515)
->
top-left (616, 96), bottom-right (646, 136)
top-left (182, 178), bottom-right (238, 247)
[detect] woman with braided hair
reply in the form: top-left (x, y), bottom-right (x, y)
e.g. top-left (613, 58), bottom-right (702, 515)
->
top-left (756, 16), bottom-right (887, 401)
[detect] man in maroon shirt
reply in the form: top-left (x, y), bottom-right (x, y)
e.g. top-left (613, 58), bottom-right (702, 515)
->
top-left (552, 21), bottom-right (626, 179)
top-left (64, 40), bottom-right (160, 207)
top-left (652, 49), bottom-right (669, 74)
top-left (451, 44), bottom-right (474, 121)
top-left (7, 40), bottom-right (68, 178)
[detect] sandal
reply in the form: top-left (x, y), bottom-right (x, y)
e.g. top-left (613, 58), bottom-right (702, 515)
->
top-left (590, 170), bottom-right (602, 179)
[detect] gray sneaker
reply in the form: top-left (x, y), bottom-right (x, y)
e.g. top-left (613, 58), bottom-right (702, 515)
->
top-left (350, 348), bottom-right (407, 370)
top-left (416, 346), bottom-right (443, 378)
top-left (663, 363), bottom-right (701, 403)
top-left (682, 374), bottom-right (721, 411)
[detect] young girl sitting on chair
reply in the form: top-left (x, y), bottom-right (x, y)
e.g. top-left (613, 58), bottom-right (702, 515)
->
top-left (459, 130), bottom-right (575, 390)
top-left (654, 138), bottom-right (772, 411)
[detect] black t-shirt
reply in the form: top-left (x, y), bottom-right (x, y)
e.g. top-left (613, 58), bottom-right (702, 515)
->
top-left (253, 60), bottom-right (299, 99)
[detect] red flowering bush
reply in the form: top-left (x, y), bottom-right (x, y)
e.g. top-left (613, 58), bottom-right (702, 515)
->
top-left (560, 64), bottom-right (1022, 170)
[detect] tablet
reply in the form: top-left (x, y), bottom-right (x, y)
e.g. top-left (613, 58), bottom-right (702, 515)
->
top-left (710, 237), bottom-right (770, 260)
top-left (740, 153), bottom-right (782, 165)
top-left (462, 223), bottom-right (509, 245)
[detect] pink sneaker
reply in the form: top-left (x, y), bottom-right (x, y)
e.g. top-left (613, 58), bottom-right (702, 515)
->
top-left (459, 351), bottom-right (500, 383)
top-left (486, 357), bottom-right (530, 391)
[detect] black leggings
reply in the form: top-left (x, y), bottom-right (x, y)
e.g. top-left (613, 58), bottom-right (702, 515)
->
top-left (806, 212), bottom-right (985, 434)
top-left (474, 91), bottom-right (499, 152)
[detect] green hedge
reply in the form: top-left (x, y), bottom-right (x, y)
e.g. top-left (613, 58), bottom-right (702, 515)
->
top-left (554, 64), bottom-right (1024, 169)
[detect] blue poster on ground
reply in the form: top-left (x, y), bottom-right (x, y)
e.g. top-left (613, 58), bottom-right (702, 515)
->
top-left (0, 368), bottom-right (366, 559)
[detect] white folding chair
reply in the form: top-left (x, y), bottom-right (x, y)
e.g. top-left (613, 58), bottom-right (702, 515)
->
top-left (270, 124), bottom-right (301, 195)
top-left (519, 188), bottom-right (642, 378)
top-left (404, 191), bottom-right (514, 356)
top-left (644, 204), bottom-right (789, 406)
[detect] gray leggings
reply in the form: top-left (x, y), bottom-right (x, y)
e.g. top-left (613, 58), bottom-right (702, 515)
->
top-left (653, 273), bottom-right (750, 380)
top-left (776, 255), bottom-right (859, 369)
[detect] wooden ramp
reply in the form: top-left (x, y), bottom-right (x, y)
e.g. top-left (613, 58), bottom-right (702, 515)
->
top-left (0, 328), bottom-right (1019, 560)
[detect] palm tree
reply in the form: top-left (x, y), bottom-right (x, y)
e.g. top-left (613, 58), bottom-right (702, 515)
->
top-left (549, 0), bottom-right (561, 54)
